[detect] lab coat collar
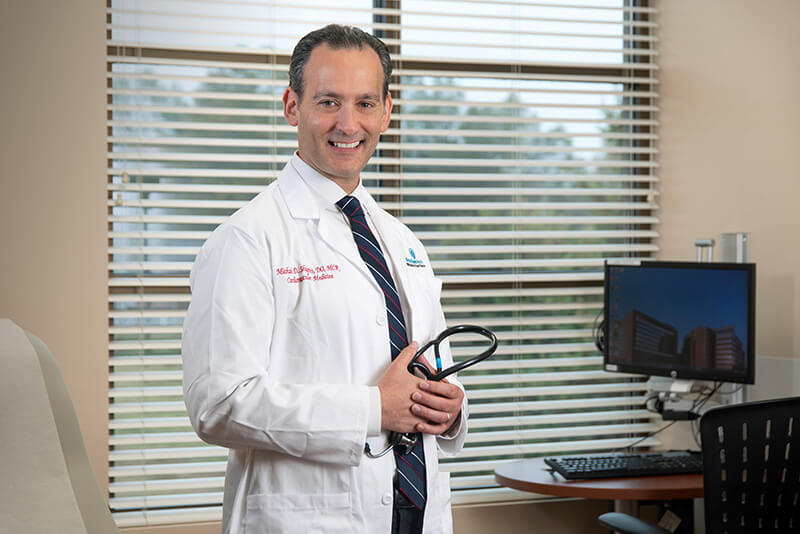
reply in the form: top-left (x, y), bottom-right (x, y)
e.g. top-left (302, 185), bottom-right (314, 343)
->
top-left (279, 154), bottom-right (339, 219)
top-left (279, 154), bottom-right (383, 291)
top-left (281, 152), bottom-right (383, 220)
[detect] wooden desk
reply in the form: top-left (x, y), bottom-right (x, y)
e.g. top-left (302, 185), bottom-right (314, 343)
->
top-left (495, 457), bottom-right (703, 502)
top-left (495, 457), bottom-right (703, 531)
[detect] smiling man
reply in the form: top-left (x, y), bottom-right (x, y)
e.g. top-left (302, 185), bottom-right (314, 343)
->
top-left (182, 25), bottom-right (467, 534)
top-left (283, 39), bottom-right (391, 192)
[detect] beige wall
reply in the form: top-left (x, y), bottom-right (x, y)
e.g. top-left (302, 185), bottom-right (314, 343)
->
top-left (2, 1), bottom-right (798, 533)
top-left (0, 0), bottom-right (108, 492)
top-left (658, 0), bottom-right (800, 361)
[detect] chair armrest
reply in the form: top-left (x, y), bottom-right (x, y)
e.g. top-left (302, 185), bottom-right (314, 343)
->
top-left (597, 512), bottom-right (671, 534)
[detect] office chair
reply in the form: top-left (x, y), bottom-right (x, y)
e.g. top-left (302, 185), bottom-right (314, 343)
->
top-left (598, 396), bottom-right (800, 533)
top-left (0, 319), bottom-right (119, 534)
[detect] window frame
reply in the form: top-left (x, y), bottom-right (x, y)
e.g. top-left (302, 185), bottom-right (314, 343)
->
top-left (106, 0), bottom-right (659, 526)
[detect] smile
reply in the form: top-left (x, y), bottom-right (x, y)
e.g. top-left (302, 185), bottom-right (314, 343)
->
top-left (331, 140), bottom-right (361, 149)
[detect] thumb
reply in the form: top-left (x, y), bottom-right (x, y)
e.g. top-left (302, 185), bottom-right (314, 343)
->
top-left (396, 341), bottom-right (419, 363)
top-left (401, 341), bottom-right (436, 375)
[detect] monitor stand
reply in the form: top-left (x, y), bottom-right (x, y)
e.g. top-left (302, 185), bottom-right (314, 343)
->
top-left (669, 379), bottom-right (696, 394)
top-left (720, 381), bottom-right (745, 405)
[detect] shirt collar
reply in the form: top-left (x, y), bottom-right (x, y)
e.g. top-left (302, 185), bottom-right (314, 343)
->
top-left (289, 152), bottom-right (373, 216)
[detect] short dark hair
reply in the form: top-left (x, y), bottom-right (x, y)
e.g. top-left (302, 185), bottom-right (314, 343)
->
top-left (288, 24), bottom-right (392, 101)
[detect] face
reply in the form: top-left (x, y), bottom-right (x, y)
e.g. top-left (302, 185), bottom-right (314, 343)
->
top-left (283, 44), bottom-right (392, 192)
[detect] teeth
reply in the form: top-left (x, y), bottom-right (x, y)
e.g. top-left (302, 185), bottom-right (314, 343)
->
top-left (333, 141), bottom-right (360, 149)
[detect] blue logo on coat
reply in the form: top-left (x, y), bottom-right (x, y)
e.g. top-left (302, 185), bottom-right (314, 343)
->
top-left (405, 248), bottom-right (425, 267)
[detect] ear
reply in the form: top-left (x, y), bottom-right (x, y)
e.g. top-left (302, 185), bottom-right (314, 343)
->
top-left (283, 87), bottom-right (299, 126)
top-left (380, 92), bottom-right (393, 133)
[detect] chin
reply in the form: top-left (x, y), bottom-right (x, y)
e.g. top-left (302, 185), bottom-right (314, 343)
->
top-left (328, 165), bottom-right (362, 180)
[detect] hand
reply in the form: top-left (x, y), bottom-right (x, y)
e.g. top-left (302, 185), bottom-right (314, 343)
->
top-left (410, 378), bottom-right (464, 436)
top-left (377, 343), bottom-right (426, 433)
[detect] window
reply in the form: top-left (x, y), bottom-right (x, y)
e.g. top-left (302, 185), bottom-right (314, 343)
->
top-left (107, 0), bottom-right (659, 526)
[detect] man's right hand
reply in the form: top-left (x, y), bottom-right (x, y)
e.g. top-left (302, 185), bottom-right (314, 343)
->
top-left (377, 342), bottom-right (427, 433)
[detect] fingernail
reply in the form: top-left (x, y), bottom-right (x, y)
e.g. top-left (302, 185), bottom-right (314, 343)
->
top-left (412, 392), bottom-right (422, 401)
top-left (412, 404), bottom-right (421, 414)
top-left (419, 381), bottom-right (430, 390)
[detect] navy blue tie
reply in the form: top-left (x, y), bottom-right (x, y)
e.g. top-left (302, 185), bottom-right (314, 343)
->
top-left (336, 195), bottom-right (427, 510)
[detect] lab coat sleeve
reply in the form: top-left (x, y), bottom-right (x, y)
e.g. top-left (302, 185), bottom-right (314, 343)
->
top-left (182, 223), bottom-right (368, 466)
top-left (430, 278), bottom-right (469, 457)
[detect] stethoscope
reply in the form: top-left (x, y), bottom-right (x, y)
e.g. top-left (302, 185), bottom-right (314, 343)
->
top-left (365, 324), bottom-right (498, 458)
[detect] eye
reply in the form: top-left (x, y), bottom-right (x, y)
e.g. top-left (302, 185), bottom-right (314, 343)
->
top-left (359, 101), bottom-right (376, 109)
top-left (318, 99), bottom-right (337, 108)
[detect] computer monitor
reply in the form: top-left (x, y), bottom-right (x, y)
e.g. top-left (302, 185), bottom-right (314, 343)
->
top-left (603, 260), bottom-right (756, 385)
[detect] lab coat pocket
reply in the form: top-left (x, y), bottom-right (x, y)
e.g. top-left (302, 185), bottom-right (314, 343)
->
top-left (244, 492), bottom-right (351, 533)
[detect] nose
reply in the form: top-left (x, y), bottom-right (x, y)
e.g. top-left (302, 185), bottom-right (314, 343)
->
top-left (335, 105), bottom-right (359, 136)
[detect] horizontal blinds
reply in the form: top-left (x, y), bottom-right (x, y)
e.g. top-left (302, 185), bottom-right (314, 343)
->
top-left (107, 0), bottom-right (658, 527)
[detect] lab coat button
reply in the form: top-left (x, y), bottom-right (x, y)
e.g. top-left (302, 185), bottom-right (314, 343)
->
top-left (376, 314), bottom-right (385, 325)
top-left (381, 492), bottom-right (392, 505)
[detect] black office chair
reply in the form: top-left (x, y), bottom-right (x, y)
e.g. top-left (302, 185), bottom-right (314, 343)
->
top-left (598, 396), bottom-right (800, 534)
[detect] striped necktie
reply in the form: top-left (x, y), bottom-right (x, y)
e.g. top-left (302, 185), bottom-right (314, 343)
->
top-left (336, 195), bottom-right (427, 510)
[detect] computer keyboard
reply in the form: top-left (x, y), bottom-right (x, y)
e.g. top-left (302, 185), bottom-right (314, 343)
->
top-left (544, 450), bottom-right (703, 480)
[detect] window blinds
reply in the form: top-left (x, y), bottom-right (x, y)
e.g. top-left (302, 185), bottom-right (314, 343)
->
top-left (107, 0), bottom-right (659, 526)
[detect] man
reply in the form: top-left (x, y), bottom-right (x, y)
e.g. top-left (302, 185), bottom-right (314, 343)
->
top-left (182, 24), bottom-right (467, 534)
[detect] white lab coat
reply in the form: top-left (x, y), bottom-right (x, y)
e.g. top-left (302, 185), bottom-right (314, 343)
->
top-left (182, 156), bottom-right (468, 533)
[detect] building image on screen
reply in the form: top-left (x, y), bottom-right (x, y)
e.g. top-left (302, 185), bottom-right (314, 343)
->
top-left (604, 262), bottom-right (754, 383)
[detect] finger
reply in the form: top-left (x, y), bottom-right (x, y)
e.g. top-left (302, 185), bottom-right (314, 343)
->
top-left (418, 380), bottom-right (462, 399)
top-left (411, 390), bottom-right (459, 413)
top-left (411, 403), bottom-right (451, 425)
top-left (395, 342), bottom-right (419, 364)
top-left (415, 420), bottom-right (451, 435)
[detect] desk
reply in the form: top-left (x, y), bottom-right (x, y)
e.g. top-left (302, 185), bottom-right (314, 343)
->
top-left (495, 458), bottom-right (703, 531)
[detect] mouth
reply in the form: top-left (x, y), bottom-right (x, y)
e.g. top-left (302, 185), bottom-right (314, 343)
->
top-left (329, 140), bottom-right (362, 149)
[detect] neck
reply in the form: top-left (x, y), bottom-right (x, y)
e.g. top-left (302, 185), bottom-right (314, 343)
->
top-left (337, 178), bottom-right (359, 195)
top-left (296, 152), bottom-right (360, 194)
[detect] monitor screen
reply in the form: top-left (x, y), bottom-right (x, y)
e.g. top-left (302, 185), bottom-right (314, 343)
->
top-left (603, 260), bottom-right (756, 384)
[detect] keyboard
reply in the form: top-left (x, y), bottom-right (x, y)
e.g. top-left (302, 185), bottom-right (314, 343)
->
top-left (544, 450), bottom-right (703, 480)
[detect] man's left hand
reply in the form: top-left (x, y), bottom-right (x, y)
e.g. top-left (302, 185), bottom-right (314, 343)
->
top-left (409, 379), bottom-right (464, 435)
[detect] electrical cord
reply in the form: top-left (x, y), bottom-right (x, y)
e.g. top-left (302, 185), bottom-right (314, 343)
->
top-left (615, 382), bottom-right (720, 453)
top-left (691, 381), bottom-right (745, 446)
top-left (691, 416), bottom-right (702, 449)
top-left (721, 382), bottom-right (745, 394)
top-left (644, 392), bottom-right (662, 413)
top-left (611, 419), bottom-right (679, 453)
top-left (592, 309), bottom-right (605, 353)
top-left (689, 381), bottom-right (721, 448)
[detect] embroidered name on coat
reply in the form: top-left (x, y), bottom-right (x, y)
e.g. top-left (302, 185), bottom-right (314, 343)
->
top-left (276, 263), bottom-right (339, 284)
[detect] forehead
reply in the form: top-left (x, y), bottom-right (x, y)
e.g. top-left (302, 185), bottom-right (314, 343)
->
top-left (303, 44), bottom-right (384, 97)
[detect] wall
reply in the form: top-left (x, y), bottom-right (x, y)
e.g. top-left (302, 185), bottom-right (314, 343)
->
top-left (658, 0), bottom-right (800, 366)
top-left (0, 0), bottom-right (108, 492)
top-left (2, 1), bottom-right (798, 533)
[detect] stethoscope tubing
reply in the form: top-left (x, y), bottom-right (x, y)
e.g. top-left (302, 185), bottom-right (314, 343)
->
top-left (407, 324), bottom-right (497, 381)
top-left (365, 324), bottom-right (498, 458)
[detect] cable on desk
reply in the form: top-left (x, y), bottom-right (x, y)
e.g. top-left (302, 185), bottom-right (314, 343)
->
top-left (614, 382), bottom-right (720, 453)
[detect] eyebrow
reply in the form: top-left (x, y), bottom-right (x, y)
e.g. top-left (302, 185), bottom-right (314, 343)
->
top-left (312, 91), bottom-right (380, 101)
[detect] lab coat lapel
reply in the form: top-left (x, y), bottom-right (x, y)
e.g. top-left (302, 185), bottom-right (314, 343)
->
top-left (278, 166), bottom-right (378, 290)
top-left (317, 209), bottom-right (377, 288)
top-left (366, 198), bottom-right (420, 340)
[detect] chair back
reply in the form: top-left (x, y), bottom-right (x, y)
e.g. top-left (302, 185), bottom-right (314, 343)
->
top-left (700, 396), bottom-right (800, 533)
top-left (0, 319), bottom-right (119, 534)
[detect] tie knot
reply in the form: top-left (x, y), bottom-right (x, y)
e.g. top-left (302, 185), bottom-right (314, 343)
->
top-left (336, 195), bottom-right (363, 220)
